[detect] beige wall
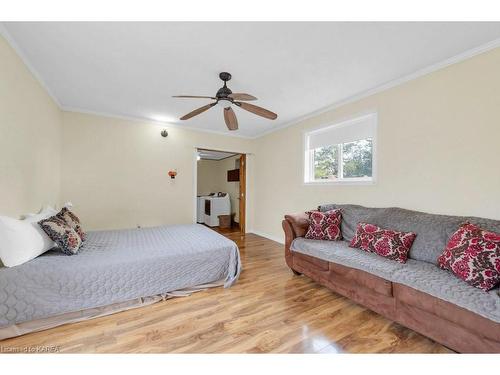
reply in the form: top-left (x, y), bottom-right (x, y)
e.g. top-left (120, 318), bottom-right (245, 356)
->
top-left (197, 160), bottom-right (220, 196)
top-left (0, 34), bottom-right (62, 218)
top-left (61, 112), bottom-right (253, 230)
top-left (252, 47), bottom-right (500, 241)
top-left (197, 155), bottom-right (240, 222)
top-left (3, 29), bottom-right (499, 240)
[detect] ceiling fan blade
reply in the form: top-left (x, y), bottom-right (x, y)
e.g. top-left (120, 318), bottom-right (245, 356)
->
top-left (180, 103), bottom-right (216, 120)
top-left (223, 107), bottom-right (238, 131)
top-left (235, 102), bottom-right (278, 120)
top-left (173, 95), bottom-right (217, 100)
top-left (228, 93), bottom-right (257, 101)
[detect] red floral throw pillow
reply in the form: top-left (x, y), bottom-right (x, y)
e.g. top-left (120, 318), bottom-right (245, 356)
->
top-left (437, 222), bottom-right (500, 291)
top-left (38, 217), bottom-right (82, 255)
top-left (305, 210), bottom-right (343, 241)
top-left (56, 207), bottom-right (86, 242)
top-left (349, 222), bottom-right (417, 263)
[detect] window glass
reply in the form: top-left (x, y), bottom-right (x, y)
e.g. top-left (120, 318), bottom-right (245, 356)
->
top-left (313, 145), bottom-right (338, 180)
top-left (304, 113), bottom-right (376, 183)
top-left (341, 139), bottom-right (373, 178)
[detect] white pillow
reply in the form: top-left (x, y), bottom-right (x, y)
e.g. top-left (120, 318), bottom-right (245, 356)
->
top-left (0, 214), bottom-right (57, 267)
top-left (22, 205), bottom-right (58, 220)
top-left (24, 206), bottom-right (58, 247)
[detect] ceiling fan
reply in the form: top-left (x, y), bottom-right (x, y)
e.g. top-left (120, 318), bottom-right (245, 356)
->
top-left (173, 72), bottom-right (278, 131)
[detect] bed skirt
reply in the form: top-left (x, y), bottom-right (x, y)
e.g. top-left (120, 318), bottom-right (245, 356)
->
top-left (0, 280), bottom-right (224, 340)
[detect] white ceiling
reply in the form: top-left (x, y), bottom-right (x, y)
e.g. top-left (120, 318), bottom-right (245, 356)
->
top-left (2, 22), bottom-right (500, 138)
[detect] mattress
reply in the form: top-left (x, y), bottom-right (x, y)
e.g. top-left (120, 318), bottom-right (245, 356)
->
top-left (0, 224), bottom-right (241, 329)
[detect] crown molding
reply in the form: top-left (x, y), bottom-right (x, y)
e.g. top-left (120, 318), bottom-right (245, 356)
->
top-left (0, 22), bottom-right (62, 108)
top-left (61, 106), bottom-right (255, 139)
top-left (254, 37), bottom-right (500, 139)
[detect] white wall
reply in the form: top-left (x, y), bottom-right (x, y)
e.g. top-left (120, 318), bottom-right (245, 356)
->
top-left (61, 112), bottom-right (254, 230)
top-left (252, 47), bottom-right (500, 241)
top-left (0, 34), bottom-right (62, 218)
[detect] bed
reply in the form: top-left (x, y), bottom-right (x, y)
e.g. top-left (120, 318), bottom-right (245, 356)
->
top-left (0, 224), bottom-right (241, 339)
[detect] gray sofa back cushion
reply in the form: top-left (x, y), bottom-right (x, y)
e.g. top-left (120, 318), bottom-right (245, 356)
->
top-left (319, 204), bottom-right (500, 265)
top-left (318, 204), bottom-right (386, 242)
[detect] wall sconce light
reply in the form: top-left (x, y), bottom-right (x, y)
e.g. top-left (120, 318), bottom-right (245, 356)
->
top-left (161, 129), bottom-right (168, 138)
top-left (168, 170), bottom-right (177, 179)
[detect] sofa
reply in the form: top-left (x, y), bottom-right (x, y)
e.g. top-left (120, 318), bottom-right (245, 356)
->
top-left (282, 204), bottom-right (500, 353)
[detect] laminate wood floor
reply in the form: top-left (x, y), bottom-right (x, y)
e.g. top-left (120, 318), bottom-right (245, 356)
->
top-left (0, 230), bottom-right (452, 353)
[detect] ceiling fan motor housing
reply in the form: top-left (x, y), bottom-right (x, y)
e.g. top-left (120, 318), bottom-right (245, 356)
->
top-left (216, 72), bottom-right (233, 99)
top-left (216, 86), bottom-right (232, 98)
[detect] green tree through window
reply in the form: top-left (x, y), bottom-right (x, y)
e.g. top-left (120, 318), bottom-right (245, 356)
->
top-left (314, 145), bottom-right (338, 179)
top-left (342, 139), bottom-right (372, 178)
top-left (313, 139), bottom-right (372, 180)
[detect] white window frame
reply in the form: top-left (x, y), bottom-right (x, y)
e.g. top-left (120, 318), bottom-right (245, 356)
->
top-left (303, 112), bottom-right (377, 185)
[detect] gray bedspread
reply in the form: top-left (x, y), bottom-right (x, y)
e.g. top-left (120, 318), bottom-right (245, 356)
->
top-left (0, 224), bottom-right (241, 328)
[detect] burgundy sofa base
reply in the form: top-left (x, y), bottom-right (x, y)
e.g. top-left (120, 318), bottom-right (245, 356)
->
top-left (282, 215), bottom-right (500, 353)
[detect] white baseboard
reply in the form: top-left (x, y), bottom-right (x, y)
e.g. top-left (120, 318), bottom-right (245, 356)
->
top-left (248, 229), bottom-right (285, 244)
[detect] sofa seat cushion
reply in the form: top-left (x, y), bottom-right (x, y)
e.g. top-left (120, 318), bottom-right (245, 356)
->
top-left (291, 238), bottom-right (406, 284)
top-left (392, 260), bottom-right (500, 323)
top-left (393, 283), bottom-right (500, 342)
top-left (291, 237), bottom-right (500, 324)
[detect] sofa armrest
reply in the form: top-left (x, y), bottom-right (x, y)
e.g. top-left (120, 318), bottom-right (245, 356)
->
top-left (284, 212), bottom-right (310, 238)
top-left (283, 212), bottom-right (311, 271)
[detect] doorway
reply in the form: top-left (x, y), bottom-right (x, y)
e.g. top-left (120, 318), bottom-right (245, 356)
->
top-left (194, 148), bottom-right (246, 234)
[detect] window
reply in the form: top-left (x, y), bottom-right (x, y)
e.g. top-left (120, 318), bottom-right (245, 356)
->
top-left (304, 113), bottom-right (376, 184)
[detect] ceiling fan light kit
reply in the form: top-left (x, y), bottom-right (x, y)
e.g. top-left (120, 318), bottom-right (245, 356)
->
top-left (217, 99), bottom-right (232, 109)
top-left (173, 72), bottom-right (277, 131)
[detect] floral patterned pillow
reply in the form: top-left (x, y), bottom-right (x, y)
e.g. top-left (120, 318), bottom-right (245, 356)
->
top-left (349, 222), bottom-right (417, 263)
top-left (56, 207), bottom-right (86, 242)
top-left (38, 217), bottom-right (82, 255)
top-left (437, 222), bottom-right (500, 291)
top-left (305, 210), bottom-right (343, 241)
